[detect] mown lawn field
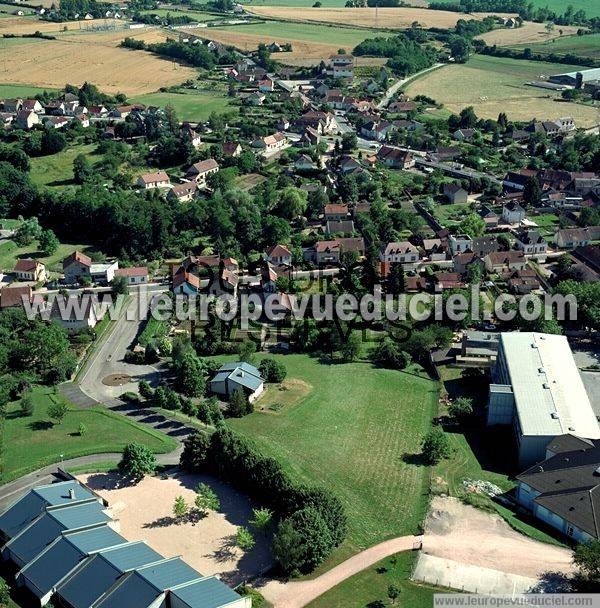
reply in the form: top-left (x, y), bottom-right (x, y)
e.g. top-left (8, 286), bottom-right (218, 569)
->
top-left (29, 142), bottom-right (100, 188)
top-left (405, 54), bottom-right (599, 127)
top-left (0, 82), bottom-right (57, 98)
top-left (132, 89), bottom-right (237, 122)
top-left (1, 386), bottom-right (177, 483)
top-left (427, 0), bottom-right (600, 18)
top-left (307, 551), bottom-right (440, 608)
top-left (511, 32), bottom-right (600, 61)
top-left (228, 354), bottom-right (439, 557)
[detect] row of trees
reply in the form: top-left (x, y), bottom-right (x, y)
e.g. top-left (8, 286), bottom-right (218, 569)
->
top-left (180, 427), bottom-right (347, 575)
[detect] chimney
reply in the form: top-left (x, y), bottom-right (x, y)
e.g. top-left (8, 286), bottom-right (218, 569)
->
top-left (69, 488), bottom-right (75, 499)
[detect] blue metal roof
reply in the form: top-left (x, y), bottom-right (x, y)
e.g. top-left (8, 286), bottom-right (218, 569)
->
top-left (219, 361), bottom-right (261, 376)
top-left (171, 577), bottom-right (242, 608)
top-left (0, 492), bottom-right (46, 539)
top-left (34, 481), bottom-right (95, 506)
top-left (100, 542), bottom-right (163, 572)
top-left (95, 572), bottom-right (163, 608)
top-left (65, 525), bottom-right (127, 554)
top-left (228, 368), bottom-right (263, 391)
top-left (49, 501), bottom-right (110, 530)
top-left (6, 515), bottom-right (64, 565)
top-left (58, 554), bottom-right (122, 608)
top-left (137, 557), bottom-right (201, 590)
top-left (19, 538), bottom-right (85, 597)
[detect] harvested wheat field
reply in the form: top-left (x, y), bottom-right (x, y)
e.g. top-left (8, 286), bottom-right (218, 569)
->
top-left (476, 21), bottom-right (581, 47)
top-left (78, 472), bottom-right (273, 586)
top-left (244, 6), bottom-right (515, 29)
top-left (0, 29), bottom-right (197, 94)
top-left (0, 16), bottom-right (125, 35)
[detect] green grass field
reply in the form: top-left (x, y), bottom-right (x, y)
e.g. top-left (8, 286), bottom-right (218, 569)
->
top-left (0, 82), bottom-right (57, 98)
top-left (132, 89), bottom-right (236, 122)
top-left (210, 20), bottom-right (379, 47)
top-left (29, 142), bottom-right (100, 188)
top-left (139, 7), bottom-right (220, 20)
top-left (1, 387), bottom-right (177, 483)
top-left (427, 0), bottom-right (600, 18)
top-left (511, 32), bottom-right (600, 61)
top-left (228, 354), bottom-right (439, 558)
top-left (307, 551), bottom-right (440, 608)
top-left (405, 53), bottom-right (599, 127)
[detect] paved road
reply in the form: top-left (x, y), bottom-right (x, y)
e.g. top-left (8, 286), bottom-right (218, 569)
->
top-left (377, 63), bottom-right (443, 110)
top-left (259, 536), bottom-right (421, 608)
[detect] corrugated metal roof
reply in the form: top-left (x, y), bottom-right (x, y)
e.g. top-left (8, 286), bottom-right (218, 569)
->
top-left (64, 524), bottom-right (127, 554)
top-left (228, 368), bottom-right (263, 391)
top-left (49, 501), bottom-right (110, 530)
top-left (137, 557), bottom-right (201, 590)
top-left (219, 361), bottom-right (261, 376)
top-left (171, 577), bottom-right (242, 608)
top-left (95, 571), bottom-right (163, 608)
top-left (0, 492), bottom-right (46, 539)
top-left (501, 332), bottom-right (600, 438)
top-left (7, 515), bottom-right (64, 565)
top-left (100, 542), bottom-right (163, 572)
top-left (34, 480), bottom-right (95, 505)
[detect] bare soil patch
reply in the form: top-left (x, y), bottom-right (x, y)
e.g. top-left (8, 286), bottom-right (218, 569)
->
top-left (255, 378), bottom-right (312, 413)
top-left (244, 6), bottom-right (515, 29)
top-left (423, 496), bottom-right (574, 579)
top-left (78, 471), bottom-right (273, 585)
top-left (102, 373), bottom-right (132, 386)
top-left (476, 22), bottom-right (581, 47)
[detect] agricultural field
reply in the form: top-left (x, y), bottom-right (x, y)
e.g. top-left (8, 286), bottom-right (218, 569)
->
top-left (428, 0), bottom-right (600, 18)
top-left (29, 142), bottom-right (101, 188)
top-left (228, 354), bottom-right (439, 558)
top-left (0, 27), bottom-right (197, 94)
top-left (138, 8), bottom-right (220, 20)
top-left (476, 21), bottom-right (581, 47)
top-left (0, 82), bottom-right (57, 98)
top-left (132, 88), bottom-right (237, 122)
top-left (1, 386), bottom-right (176, 483)
top-left (509, 32), bottom-right (600, 62)
top-left (243, 6), bottom-right (515, 29)
top-left (405, 54), bottom-right (600, 127)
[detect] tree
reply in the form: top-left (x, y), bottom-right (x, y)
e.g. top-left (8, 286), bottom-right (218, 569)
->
top-left (523, 176), bottom-right (542, 208)
top-left (387, 263), bottom-right (405, 295)
top-left (276, 187), bottom-right (308, 220)
top-left (78, 422), bottom-right (87, 436)
top-left (41, 129), bottom-right (67, 155)
top-left (388, 584), bottom-right (401, 604)
top-left (172, 349), bottom-right (206, 398)
top-left (449, 35), bottom-right (471, 63)
top-left (173, 495), bottom-right (188, 519)
top-left (227, 388), bottom-right (249, 418)
top-left (0, 579), bottom-right (10, 606)
top-left (458, 213), bottom-right (485, 238)
top-left (112, 275), bottom-right (129, 296)
top-left (236, 526), bottom-right (256, 551)
top-left (139, 380), bottom-right (154, 400)
top-left (340, 332), bottom-right (361, 362)
top-left (448, 396), bottom-right (473, 419)
top-left (38, 228), bottom-right (59, 256)
top-left (259, 358), bottom-right (287, 383)
top-left (341, 132), bottom-right (357, 152)
top-left (48, 400), bottom-right (67, 424)
top-left (73, 154), bottom-right (93, 184)
top-left (118, 443), bottom-right (157, 481)
top-left (180, 432), bottom-right (211, 472)
top-left (14, 217), bottom-right (41, 247)
top-left (237, 339), bottom-right (256, 364)
top-left (20, 394), bottom-right (34, 417)
top-left (249, 507), bottom-right (273, 534)
top-left (194, 482), bottom-right (220, 515)
top-left (574, 540), bottom-right (600, 583)
top-left (421, 427), bottom-right (451, 464)
top-left (371, 338), bottom-right (411, 370)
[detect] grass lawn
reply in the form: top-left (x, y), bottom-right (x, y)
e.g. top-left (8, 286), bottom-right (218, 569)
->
top-left (432, 202), bottom-right (473, 227)
top-left (132, 89), bottom-right (236, 122)
top-left (405, 54), bottom-right (599, 127)
top-left (228, 354), bottom-right (439, 558)
top-left (307, 551), bottom-right (440, 608)
top-left (1, 386), bottom-right (177, 484)
top-left (0, 239), bottom-right (96, 275)
top-left (0, 82), bottom-right (57, 98)
top-left (139, 7), bottom-right (220, 20)
top-left (210, 20), bottom-right (379, 47)
top-left (511, 32), bottom-right (600, 61)
top-left (29, 142), bottom-right (100, 189)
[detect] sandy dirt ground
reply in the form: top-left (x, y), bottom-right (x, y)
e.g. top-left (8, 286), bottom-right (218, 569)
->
top-left (476, 22), bottom-right (581, 47)
top-left (0, 28), bottom-right (196, 94)
top-left (423, 496), bottom-right (575, 579)
top-left (244, 7), bottom-right (515, 29)
top-left (78, 472), bottom-right (273, 585)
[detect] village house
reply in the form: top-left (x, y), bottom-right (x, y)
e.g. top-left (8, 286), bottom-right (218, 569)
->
top-left (326, 220), bottom-right (355, 236)
top-left (388, 100), bottom-right (416, 114)
top-left (265, 244), bottom-right (292, 266)
top-left (324, 204), bottom-right (349, 222)
top-left (63, 251), bottom-right (92, 284)
top-left (2, 98), bottom-right (22, 113)
top-left (21, 99), bottom-right (43, 113)
top-left (258, 78), bottom-right (275, 93)
top-left (294, 154), bottom-right (318, 172)
top-left (90, 260), bottom-right (119, 285)
top-left (508, 268), bottom-right (541, 294)
top-left (471, 236), bottom-right (498, 257)
top-left (167, 181), bottom-right (198, 203)
top-left (136, 171), bottom-right (171, 190)
top-left (51, 295), bottom-right (98, 330)
top-left (483, 250), bottom-right (527, 274)
top-left (360, 120), bottom-right (395, 142)
top-left (114, 266), bottom-right (149, 285)
top-left (245, 92), bottom-right (266, 106)
top-left (502, 202), bottom-right (526, 224)
top-left (376, 146), bottom-right (414, 169)
top-left (453, 252), bottom-right (479, 274)
top-left (514, 230), bottom-right (548, 256)
top-left (181, 123), bottom-right (202, 148)
top-left (0, 284), bottom-right (32, 309)
top-left (478, 205), bottom-right (499, 229)
top-left (433, 272), bottom-right (466, 290)
top-left (308, 237), bottom-right (365, 265)
top-left (452, 128), bottom-right (477, 142)
top-left (443, 183), bottom-right (468, 204)
top-left (44, 116), bottom-right (70, 130)
top-left (379, 241), bottom-right (420, 274)
top-left (423, 238), bottom-right (448, 261)
top-left (326, 53), bottom-right (354, 79)
top-left (185, 158), bottom-right (220, 187)
top-left (448, 234), bottom-right (473, 256)
top-left (556, 227), bottom-right (600, 249)
top-left (15, 110), bottom-right (39, 130)
top-left (222, 142), bottom-right (242, 157)
top-left (13, 259), bottom-right (46, 283)
top-left (251, 132), bottom-right (286, 154)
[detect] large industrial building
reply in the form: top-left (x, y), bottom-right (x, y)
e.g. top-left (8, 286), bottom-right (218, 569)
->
top-left (0, 478), bottom-right (250, 608)
top-left (487, 332), bottom-right (600, 467)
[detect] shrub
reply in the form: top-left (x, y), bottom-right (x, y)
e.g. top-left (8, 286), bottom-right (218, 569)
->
top-left (20, 394), bottom-right (34, 417)
top-left (421, 427), bottom-right (451, 464)
top-left (259, 358), bottom-right (287, 383)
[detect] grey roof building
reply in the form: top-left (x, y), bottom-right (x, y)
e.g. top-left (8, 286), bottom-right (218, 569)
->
top-left (0, 478), bottom-right (250, 608)
top-left (210, 361), bottom-right (265, 403)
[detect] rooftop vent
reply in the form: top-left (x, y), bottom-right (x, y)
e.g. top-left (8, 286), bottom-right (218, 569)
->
top-left (544, 383), bottom-right (550, 389)
top-left (538, 367), bottom-right (545, 373)
top-left (551, 412), bottom-right (559, 419)
top-left (68, 488), bottom-right (75, 499)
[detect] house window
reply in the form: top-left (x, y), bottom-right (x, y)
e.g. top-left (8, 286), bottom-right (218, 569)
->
top-left (567, 525), bottom-right (574, 537)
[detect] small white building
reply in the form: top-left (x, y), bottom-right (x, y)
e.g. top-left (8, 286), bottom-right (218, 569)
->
top-left (210, 361), bottom-right (264, 403)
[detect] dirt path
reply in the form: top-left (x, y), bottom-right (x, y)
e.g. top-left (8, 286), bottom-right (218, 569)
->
top-left (259, 536), bottom-right (420, 608)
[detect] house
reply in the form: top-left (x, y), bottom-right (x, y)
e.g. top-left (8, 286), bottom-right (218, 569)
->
top-left (44, 116), bottom-right (70, 130)
top-left (0, 284), bottom-right (32, 309)
top-left (90, 260), bottom-right (119, 285)
top-left (376, 145), bottom-right (414, 169)
top-left (258, 78), bottom-right (274, 92)
top-left (2, 98), bottom-right (22, 113)
top-left (457, 330), bottom-right (499, 367)
top-left (555, 227), bottom-right (599, 249)
top-left (483, 251), bottom-right (526, 274)
top-left (443, 183), bottom-right (468, 204)
top-left (245, 92), bottom-right (266, 106)
top-left (360, 120), bottom-right (394, 142)
top-left (136, 171), bottom-right (170, 190)
top-left (265, 244), bottom-right (292, 266)
top-left (326, 220), bottom-right (355, 236)
top-left (310, 237), bottom-right (365, 265)
top-left (114, 266), bottom-right (149, 285)
top-left (515, 435), bottom-right (600, 542)
top-left (478, 205), bottom-right (499, 229)
top-left (210, 361), bottom-right (264, 403)
top-left (324, 204), bottom-right (349, 222)
top-left (185, 159), bottom-right (219, 187)
top-left (452, 128), bottom-right (476, 142)
top-left (294, 154), bottom-right (317, 172)
top-left (453, 252), bottom-right (480, 274)
top-left (471, 236), bottom-right (498, 257)
top-left (514, 230), bottom-right (547, 255)
top-left (51, 295), bottom-right (99, 330)
top-left (167, 181), bottom-right (198, 203)
top-left (299, 127), bottom-right (320, 147)
top-left (21, 99), bottom-right (43, 113)
top-left (423, 238), bottom-right (447, 261)
top-left (379, 241), bottom-right (420, 274)
top-left (180, 123), bottom-right (202, 148)
top-left (508, 268), bottom-right (541, 294)
top-left (251, 132), bottom-right (286, 154)
top-left (502, 202), bottom-right (526, 224)
top-left (488, 332), bottom-right (600, 467)
top-left (326, 53), bottom-right (354, 79)
top-left (44, 100), bottom-right (65, 116)
top-left (15, 110), bottom-right (39, 130)
top-left (433, 272), bottom-right (465, 290)
top-left (63, 251), bottom-right (92, 283)
top-left (87, 105), bottom-right (108, 117)
top-left (222, 142), bottom-right (242, 157)
top-left (172, 256), bottom-right (239, 298)
top-left (0, 479), bottom-right (249, 608)
top-left (448, 234), bottom-right (472, 256)
top-left (13, 259), bottom-right (46, 283)
top-left (388, 100), bottom-right (416, 113)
